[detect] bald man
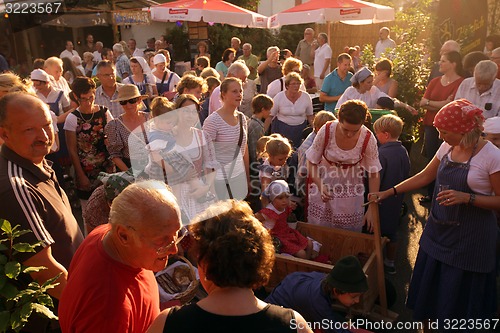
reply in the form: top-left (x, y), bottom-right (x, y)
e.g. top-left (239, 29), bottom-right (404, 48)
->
top-left (295, 28), bottom-right (315, 66)
top-left (0, 92), bottom-right (83, 331)
top-left (59, 180), bottom-right (182, 332)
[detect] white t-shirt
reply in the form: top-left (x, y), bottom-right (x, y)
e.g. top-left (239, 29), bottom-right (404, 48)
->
top-left (266, 77), bottom-right (307, 99)
top-left (92, 51), bottom-right (102, 62)
top-left (60, 49), bottom-right (80, 60)
top-left (271, 91), bottom-right (313, 126)
top-left (436, 141), bottom-right (500, 195)
top-left (123, 73), bottom-right (157, 93)
top-left (154, 70), bottom-right (181, 93)
top-left (202, 111), bottom-right (247, 181)
top-left (375, 38), bottom-right (396, 58)
top-left (313, 43), bottom-right (332, 78)
top-left (49, 76), bottom-right (71, 96)
top-left (36, 88), bottom-right (70, 116)
top-left (50, 111), bottom-right (58, 152)
top-left (337, 85), bottom-right (389, 109)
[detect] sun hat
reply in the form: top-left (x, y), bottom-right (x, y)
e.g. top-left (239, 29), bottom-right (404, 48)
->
top-left (433, 99), bottom-right (484, 134)
top-left (153, 53), bottom-right (167, 65)
top-left (325, 255), bottom-right (368, 293)
top-left (30, 69), bottom-right (50, 82)
top-left (483, 116), bottom-right (500, 134)
top-left (111, 84), bottom-right (148, 103)
top-left (350, 67), bottom-right (373, 84)
top-left (262, 180), bottom-right (291, 202)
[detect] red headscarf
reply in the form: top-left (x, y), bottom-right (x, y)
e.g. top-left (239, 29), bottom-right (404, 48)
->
top-left (433, 99), bottom-right (484, 134)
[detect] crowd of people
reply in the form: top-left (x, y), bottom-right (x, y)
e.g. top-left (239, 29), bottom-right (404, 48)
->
top-left (0, 28), bottom-right (500, 333)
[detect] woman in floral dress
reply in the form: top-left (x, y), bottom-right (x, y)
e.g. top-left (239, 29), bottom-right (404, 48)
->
top-left (64, 77), bottom-right (115, 213)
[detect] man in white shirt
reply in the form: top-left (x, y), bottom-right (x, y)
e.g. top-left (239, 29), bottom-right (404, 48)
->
top-left (127, 39), bottom-right (144, 58)
top-left (93, 41), bottom-right (104, 63)
top-left (60, 41), bottom-right (80, 60)
top-left (374, 27), bottom-right (396, 58)
top-left (44, 57), bottom-right (71, 97)
top-left (311, 33), bottom-right (332, 89)
top-left (455, 60), bottom-right (500, 119)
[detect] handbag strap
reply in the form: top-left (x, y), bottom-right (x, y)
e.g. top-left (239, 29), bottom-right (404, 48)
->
top-left (221, 113), bottom-right (244, 199)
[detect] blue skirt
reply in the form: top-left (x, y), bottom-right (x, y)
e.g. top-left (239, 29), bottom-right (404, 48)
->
top-left (271, 118), bottom-right (308, 149)
top-left (407, 249), bottom-right (496, 329)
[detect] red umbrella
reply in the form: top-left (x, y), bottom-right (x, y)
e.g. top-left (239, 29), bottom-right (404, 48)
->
top-left (269, 0), bottom-right (394, 28)
top-left (149, 0), bottom-right (268, 28)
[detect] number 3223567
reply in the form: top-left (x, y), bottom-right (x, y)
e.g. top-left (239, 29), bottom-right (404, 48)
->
top-left (6, 2), bottom-right (63, 14)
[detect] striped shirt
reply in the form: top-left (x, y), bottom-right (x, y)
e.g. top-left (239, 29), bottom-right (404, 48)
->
top-left (202, 111), bottom-right (248, 180)
top-left (0, 145), bottom-right (83, 269)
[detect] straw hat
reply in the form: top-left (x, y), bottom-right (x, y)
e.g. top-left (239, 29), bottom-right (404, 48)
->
top-left (111, 84), bottom-right (148, 103)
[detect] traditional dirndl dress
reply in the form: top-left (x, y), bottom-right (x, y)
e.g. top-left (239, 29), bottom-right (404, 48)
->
top-left (407, 145), bottom-right (497, 329)
top-left (305, 121), bottom-right (381, 232)
top-left (260, 206), bottom-right (308, 255)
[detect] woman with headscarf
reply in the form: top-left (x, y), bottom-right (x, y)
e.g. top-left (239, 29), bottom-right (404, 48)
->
top-left (123, 57), bottom-right (158, 112)
top-left (337, 67), bottom-right (416, 114)
top-left (152, 53), bottom-right (180, 101)
top-left (372, 99), bottom-right (500, 329)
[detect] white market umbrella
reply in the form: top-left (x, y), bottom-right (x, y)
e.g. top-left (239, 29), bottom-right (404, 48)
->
top-left (149, 0), bottom-right (268, 28)
top-left (269, 0), bottom-right (395, 29)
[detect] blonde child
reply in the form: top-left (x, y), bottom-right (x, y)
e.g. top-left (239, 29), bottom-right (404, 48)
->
top-left (373, 114), bottom-right (410, 274)
top-left (256, 180), bottom-right (317, 259)
top-left (296, 111), bottom-right (336, 196)
top-left (259, 134), bottom-right (293, 207)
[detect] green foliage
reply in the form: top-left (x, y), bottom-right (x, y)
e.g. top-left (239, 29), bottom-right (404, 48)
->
top-left (165, 25), bottom-right (191, 62)
top-left (0, 219), bottom-right (59, 333)
top-left (488, 0), bottom-right (500, 35)
top-left (364, 0), bottom-right (434, 142)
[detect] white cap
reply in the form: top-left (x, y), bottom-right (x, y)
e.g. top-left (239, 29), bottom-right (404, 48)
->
top-left (153, 53), bottom-right (167, 65)
top-left (30, 69), bottom-right (50, 82)
top-left (484, 116), bottom-right (500, 134)
top-left (262, 180), bottom-right (291, 202)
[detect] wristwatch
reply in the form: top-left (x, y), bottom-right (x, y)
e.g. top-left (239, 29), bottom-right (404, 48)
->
top-left (426, 99), bottom-right (430, 106)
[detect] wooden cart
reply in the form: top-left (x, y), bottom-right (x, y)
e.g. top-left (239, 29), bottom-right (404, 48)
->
top-left (266, 204), bottom-right (398, 321)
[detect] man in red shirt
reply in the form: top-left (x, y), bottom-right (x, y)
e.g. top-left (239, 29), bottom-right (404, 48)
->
top-left (59, 181), bottom-right (182, 332)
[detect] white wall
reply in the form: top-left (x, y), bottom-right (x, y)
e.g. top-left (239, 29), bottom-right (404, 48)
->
top-left (257, 0), bottom-right (298, 17)
top-left (120, 21), bottom-right (176, 49)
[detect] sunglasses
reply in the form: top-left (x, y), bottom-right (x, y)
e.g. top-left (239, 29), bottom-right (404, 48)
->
top-left (119, 97), bottom-right (140, 105)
